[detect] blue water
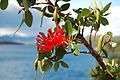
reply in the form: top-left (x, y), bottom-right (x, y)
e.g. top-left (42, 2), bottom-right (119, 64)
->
top-left (0, 44), bottom-right (96, 80)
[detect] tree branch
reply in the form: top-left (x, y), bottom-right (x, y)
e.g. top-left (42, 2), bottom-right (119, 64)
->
top-left (89, 27), bottom-right (93, 47)
top-left (81, 26), bottom-right (85, 37)
top-left (77, 34), bottom-right (115, 80)
top-left (67, 51), bottom-right (91, 54)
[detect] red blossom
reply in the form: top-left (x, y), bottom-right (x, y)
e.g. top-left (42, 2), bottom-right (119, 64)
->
top-left (36, 27), bottom-right (69, 53)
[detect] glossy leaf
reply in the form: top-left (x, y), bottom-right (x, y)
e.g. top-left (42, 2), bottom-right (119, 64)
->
top-left (61, 3), bottom-right (70, 11)
top-left (65, 20), bottom-right (72, 36)
top-left (32, 7), bottom-right (42, 11)
top-left (102, 2), bottom-right (112, 14)
top-left (42, 60), bottom-right (53, 72)
top-left (95, 9), bottom-right (100, 23)
top-left (97, 34), bottom-right (106, 53)
top-left (93, 22), bottom-right (100, 31)
top-left (62, 0), bottom-right (71, 2)
top-left (103, 12), bottom-right (111, 16)
top-left (73, 47), bottom-right (80, 56)
top-left (23, 0), bottom-right (30, 10)
top-left (55, 46), bottom-right (66, 60)
top-left (24, 10), bottom-right (33, 27)
top-left (71, 43), bottom-right (80, 56)
top-left (81, 8), bottom-right (91, 17)
top-left (29, 0), bottom-right (36, 6)
top-left (48, 6), bottom-right (54, 13)
top-left (44, 13), bottom-right (53, 17)
top-left (38, 52), bottom-right (44, 61)
top-left (100, 17), bottom-right (109, 26)
top-left (53, 7), bottom-right (58, 21)
top-left (73, 8), bottom-right (82, 13)
top-left (72, 28), bottom-right (78, 36)
top-left (59, 61), bottom-right (69, 68)
top-left (54, 62), bottom-right (59, 72)
top-left (102, 49), bottom-right (108, 57)
top-left (0, 0), bottom-right (8, 10)
top-left (17, 0), bottom-right (23, 7)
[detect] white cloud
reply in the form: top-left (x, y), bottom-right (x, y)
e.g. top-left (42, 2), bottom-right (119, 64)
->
top-left (83, 6), bottom-right (120, 36)
top-left (3, 0), bottom-right (120, 37)
top-left (0, 28), bottom-right (28, 37)
top-left (6, 0), bottom-right (21, 12)
top-left (98, 6), bottom-right (120, 36)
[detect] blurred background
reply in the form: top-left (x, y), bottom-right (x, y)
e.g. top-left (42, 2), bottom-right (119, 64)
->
top-left (0, 0), bottom-right (120, 80)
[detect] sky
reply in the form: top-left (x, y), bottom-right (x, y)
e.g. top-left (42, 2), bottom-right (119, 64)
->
top-left (0, 0), bottom-right (120, 37)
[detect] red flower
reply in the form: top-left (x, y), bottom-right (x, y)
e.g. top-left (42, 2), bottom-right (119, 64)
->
top-left (36, 27), bottom-right (69, 53)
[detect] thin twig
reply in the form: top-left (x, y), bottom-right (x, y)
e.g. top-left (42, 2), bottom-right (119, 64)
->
top-left (67, 51), bottom-right (91, 54)
top-left (77, 34), bottom-right (115, 80)
top-left (102, 36), bottom-right (112, 48)
top-left (89, 27), bottom-right (93, 47)
top-left (81, 26), bottom-right (85, 37)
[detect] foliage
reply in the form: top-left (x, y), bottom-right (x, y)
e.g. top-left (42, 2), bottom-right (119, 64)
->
top-left (1, 0), bottom-right (119, 80)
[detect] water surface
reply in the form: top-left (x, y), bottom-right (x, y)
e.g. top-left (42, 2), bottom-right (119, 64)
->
top-left (0, 44), bottom-right (96, 80)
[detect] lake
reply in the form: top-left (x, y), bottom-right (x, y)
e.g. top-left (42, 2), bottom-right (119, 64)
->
top-left (0, 44), bottom-right (96, 80)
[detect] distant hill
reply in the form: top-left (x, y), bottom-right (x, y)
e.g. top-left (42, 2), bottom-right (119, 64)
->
top-left (0, 35), bottom-right (36, 44)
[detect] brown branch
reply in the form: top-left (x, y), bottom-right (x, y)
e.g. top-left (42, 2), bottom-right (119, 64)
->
top-left (36, 3), bottom-right (49, 5)
top-left (81, 26), bottom-right (84, 37)
top-left (77, 34), bottom-right (115, 80)
top-left (102, 36), bottom-right (112, 48)
top-left (89, 27), bottom-right (93, 47)
top-left (67, 51), bottom-right (91, 54)
top-left (49, 51), bottom-right (91, 60)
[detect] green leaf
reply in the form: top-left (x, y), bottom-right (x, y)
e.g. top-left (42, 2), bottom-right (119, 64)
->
top-left (103, 12), bottom-right (111, 16)
top-left (54, 62), bottom-right (59, 72)
top-left (55, 46), bottom-right (66, 60)
top-left (23, 0), bottom-right (30, 10)
top-left (17, 0), bottom-right (24, 7)
top-left (73, 48), bottom-right (80, 56)
top-left (44, 13), bottom-right (53, 17)
top-left (70, 43), bottom-right (80, 56)
top-left (61, 3), bottom-right (70, 11)
top-left (65, 20), bottom-right (72, 36)
top-left (102, 49), bottom-right (108, 57)
top-left (48, 6), bottom-right (54, 13)
top-left (24, 10), bottom-right (33, 27)
top-left (95, 9), bottom-right (100, 23)
top-left (59, 61), bottom-right (69, 68)
top-left (81, 8), bottom-right (91, 17)
top-left (102, 2), bottom-right (112, 14)
top-left (0, 0), bottom-right (8, 10)
top-left (100, 17), bottom-right (109, 26)
top-left (32, 7), bottom-right (42, 11)
top-left (97, 34), bottom-right (106, 53)
top-left (29, 0), bottom-right (36, 6)
top-left (93, 22), bottom-right (100, 31)
top-left (42, 60), bottom-right (53, 72)
top-left (62, 0), bottom-right (71, 2)
top-left (107, 31), bottom-right (112, 36)
top-left (73, 8), bottom-right (82, 13)
top-left (72, 28), bottom-right (78, 36)
top-left (14, 18), bottom-right (25, 34)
